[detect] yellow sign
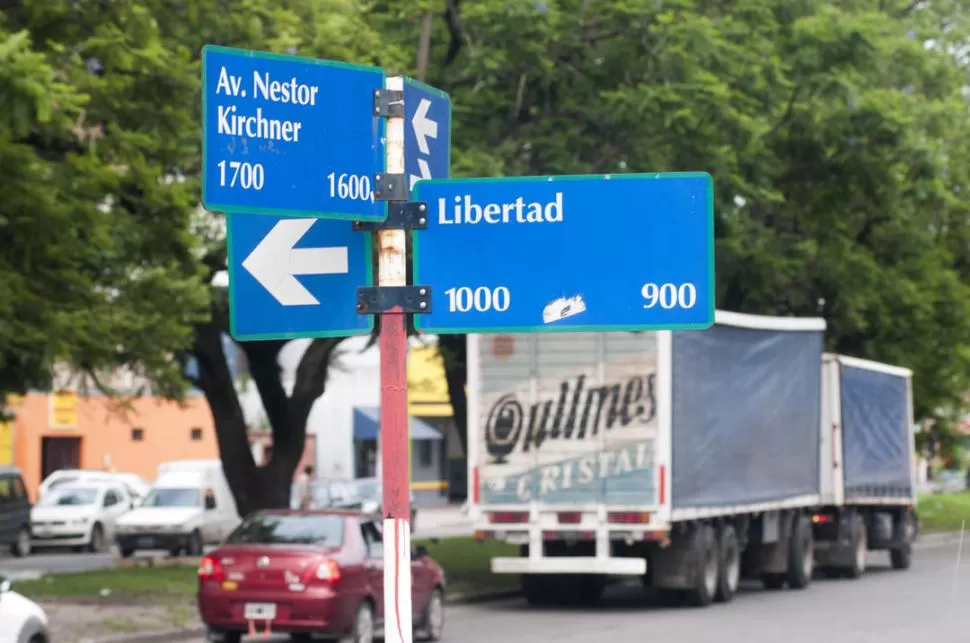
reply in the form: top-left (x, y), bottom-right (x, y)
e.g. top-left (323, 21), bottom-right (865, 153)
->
top-left (49, 389), bottom-right (78, 428)
top-left (407, 345), bottom-right (452, 417)
top-left (0, 419), bottom-right (13, 465)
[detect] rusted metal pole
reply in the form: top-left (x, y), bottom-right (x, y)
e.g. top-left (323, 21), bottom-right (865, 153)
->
top-left (379, 75), bottom-right (413, 643)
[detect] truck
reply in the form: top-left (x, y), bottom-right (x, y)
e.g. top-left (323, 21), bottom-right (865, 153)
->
top-left (466, 311), bottom-right (917, 607)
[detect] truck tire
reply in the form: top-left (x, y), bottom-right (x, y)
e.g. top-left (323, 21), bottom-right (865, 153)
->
top-left (786, 515), bottom-right (814, 590)
top-left (521, 575), bottom-right (554, 606)
top-left (890, 512), bottom-right (914, 570)
top-left (685, 524), bottom-right (719, 607)
top-left (715, 525), bottom-right (740, 603)
top-left (844, 514), bottom-right (867, 579)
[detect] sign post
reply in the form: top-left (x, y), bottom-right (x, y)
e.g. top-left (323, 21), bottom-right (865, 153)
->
top-left (376, 76), bottom-right (413, 643)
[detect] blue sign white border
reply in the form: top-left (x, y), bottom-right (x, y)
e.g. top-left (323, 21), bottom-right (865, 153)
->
top-left (411, 172), bottom-right (715, 335)
top-left (225, 216), bottom-right (376, 341)
top-left (201, 44), bottom-right (387, 222)
top-left (403, 76), bottom-right (452, 184)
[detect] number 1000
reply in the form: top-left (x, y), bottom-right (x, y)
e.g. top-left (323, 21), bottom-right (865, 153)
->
top-left (445, 286), bottom-right (510, 313)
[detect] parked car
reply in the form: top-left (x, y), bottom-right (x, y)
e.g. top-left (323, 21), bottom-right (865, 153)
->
top-left (38, 469), bottom-right (152, 504)
top-left (30, 481), bottom-right (134, 552)
top-left (115, 460), bottom-right (240, 557)
top-left (341, 478), bottom-right (418, 533)
top-left (0, 466), bottom-right (32, 557)
top-left (198, 509), bottom-right (445, 643)
top-left (0, 573), bottom-right (50, 642)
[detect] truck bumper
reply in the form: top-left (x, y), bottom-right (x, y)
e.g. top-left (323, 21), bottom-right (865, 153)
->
top-left (491, 556), bottom-right (646, 575)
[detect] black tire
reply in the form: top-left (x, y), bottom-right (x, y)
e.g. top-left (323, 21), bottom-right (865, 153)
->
top-left (521, 574), bottom-right (554, 606)
top-left (119, 547), bottom-right (135, 558)
top-left (844, 514), bottom-right (867, 579)
top-left (349, 600), bottom-right (375, 643)
top-left (715, 525), bottom-right (741, 603)
top-left (786, 515), bottom-right (813, 590)
top-left (187, 530), bottom-right (204, 556)
top-left (761, 573), bottom-right (785, 590)
top-left (577, 575), bottom-right (607, 605)
top-left (88, 523), bottom-right (105, 553)
top-left (11, 526), bottom-right (31, 557)
top-left (684, 524), bottom-right (719, 607)
top-left (890, 545), bottom-right (912, 570)
top-left (417, 587), bottom-right (445, 641)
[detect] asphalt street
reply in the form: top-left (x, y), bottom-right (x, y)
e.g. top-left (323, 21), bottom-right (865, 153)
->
top-left (167, 537), bottom-right (970, 643)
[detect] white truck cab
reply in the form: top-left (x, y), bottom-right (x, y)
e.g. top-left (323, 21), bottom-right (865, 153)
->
top-left (114, 460), bottom-right (240, 557)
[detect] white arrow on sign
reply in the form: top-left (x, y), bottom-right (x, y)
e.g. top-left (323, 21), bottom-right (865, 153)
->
top-left (411, 98), bottom-right (438, 155)
top-left (410, 158), bottom-right (433, 191)
top-left (242, 219), bottom-right (349, 307)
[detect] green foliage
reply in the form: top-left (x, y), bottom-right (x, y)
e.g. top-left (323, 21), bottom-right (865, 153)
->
top-left (1, 0), bottom-right (968, 444)
top-left (376, 0), bottom-right (970, 424)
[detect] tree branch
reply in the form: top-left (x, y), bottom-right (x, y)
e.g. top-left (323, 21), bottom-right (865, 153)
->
top-left (290, 338), bottom-right (341, 430)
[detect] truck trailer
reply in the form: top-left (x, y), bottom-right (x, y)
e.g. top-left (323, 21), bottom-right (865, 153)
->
top-left (466, 311), bottom-right (917, 607)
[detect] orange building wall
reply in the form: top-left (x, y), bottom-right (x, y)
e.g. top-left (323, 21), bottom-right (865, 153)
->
top-left (12, 392), bottom-right (219, 499)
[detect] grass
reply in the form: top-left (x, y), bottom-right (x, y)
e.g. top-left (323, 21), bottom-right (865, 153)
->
top-left (13, 536), bottom-right (518, 602)
top-left (918, 492), bottom-right (970, 533)
top-left (414, 536), bottom-right (519, 596)
top-left (13, 564), bottom-right (197, 601)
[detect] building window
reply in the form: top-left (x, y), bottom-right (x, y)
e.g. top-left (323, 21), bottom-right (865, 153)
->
top-left (131, 428), bottom-right (144, 441)
top-left (417, 440), bottom-right (433, 468)
top-left (190, 427), bottom-right (203, 441)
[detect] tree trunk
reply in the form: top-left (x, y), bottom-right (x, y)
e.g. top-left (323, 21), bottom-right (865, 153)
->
top-left (437, 334), bottom-right (468, 455)
top-left (194, 303), bottom-right (342, 516)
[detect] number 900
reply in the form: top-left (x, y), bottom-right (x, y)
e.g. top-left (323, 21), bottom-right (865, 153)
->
top-left (641, 282), bottom-right (697, 310)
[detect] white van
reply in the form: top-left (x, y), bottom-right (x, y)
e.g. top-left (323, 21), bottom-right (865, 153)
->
top-left (113, 460), bottom-right (240, 557)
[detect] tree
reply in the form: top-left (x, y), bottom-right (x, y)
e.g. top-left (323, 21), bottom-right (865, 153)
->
top-left (375, 0), bottom-right (970, 441)
top-left (1, 0), bottom-right (409, 514)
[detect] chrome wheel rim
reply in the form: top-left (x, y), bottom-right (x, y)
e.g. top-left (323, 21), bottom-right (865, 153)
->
top-left (725, 543), bottom-right (741, 593)
top-left (428, 591), bottom-right (444, 637)
top-left (356, 605), bottom-right (373, 643)
top-left (703, 545), bottom-right (718, 595)
top-left (802, 537), bottom-right (814, 578)
top-left (855, 531), bottom-right (866, 571)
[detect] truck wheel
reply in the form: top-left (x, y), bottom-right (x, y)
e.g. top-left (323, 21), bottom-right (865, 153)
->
top-left (578, 575), bottom-right (606, 605)
top-left (715, 525), bottom-right (740, 603)
top-left (890, 512), bottom-right (914, 570)
top-left (786, 515), bottom-right (813, 590)
top-left (844, 514), bottom-right (867, 579)
top-left (521, 575), bottom-right (554, 606)
top-left (685, 524), bottom-right (719, 607)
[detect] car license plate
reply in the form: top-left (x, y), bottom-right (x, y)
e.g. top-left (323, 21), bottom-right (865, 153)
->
top-left (244, 603), bottom-right (277, 620)
top-left (137, 537), bottom-right (155, 547)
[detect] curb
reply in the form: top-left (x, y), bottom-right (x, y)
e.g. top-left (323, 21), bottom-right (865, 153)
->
top-left (86, 627), bottom-right (207, 643)
top-left (447, 588), bottom-right (520, 604)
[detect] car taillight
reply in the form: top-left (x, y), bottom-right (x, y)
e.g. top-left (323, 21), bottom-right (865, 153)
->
top-left (198, 555), bottom-right (224, 582)
top-left (812, 513), bottom-right (833, 524)
top-left (306, 559), bottom-right (342, 585)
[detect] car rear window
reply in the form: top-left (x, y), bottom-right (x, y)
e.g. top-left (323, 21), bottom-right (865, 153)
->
top-left (227, 514), bottom-right (345, 546)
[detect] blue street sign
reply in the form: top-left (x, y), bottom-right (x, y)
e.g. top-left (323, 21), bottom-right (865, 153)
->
top-left (412, 173), bottom-right (714, 334)
top-left (202, 45), bottom-right (386, 221)
top-left (227, 213), bottom-right (373, 340)
top-left (404, 79), bottom-right (451, 190)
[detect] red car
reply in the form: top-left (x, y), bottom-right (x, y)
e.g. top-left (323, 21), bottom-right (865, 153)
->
top-left (198, 509), bottom-right (445, 643)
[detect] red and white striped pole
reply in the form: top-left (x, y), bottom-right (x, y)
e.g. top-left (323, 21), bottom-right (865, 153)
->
top-left (378, 75), bottom-right (413, 643)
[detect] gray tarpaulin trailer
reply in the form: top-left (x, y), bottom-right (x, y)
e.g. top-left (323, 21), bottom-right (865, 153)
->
top-left (466, 311), bottom-right (917, 607)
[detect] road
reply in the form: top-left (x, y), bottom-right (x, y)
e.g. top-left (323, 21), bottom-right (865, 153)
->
top-left (0, 504), bottom-right (474, 578)
top-left (169, 538), bottom-right (968, 642)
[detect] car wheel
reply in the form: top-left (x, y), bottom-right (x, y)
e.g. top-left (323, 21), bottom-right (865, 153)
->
top-left (11, 526), bottom-right (31, 557)
top-left (418, 587), bottom-right (445, 641)
top-left (119, 547), bottom-right (135, 558)
top-left (348, 600), bottom-right (375, 643)
top-left (88, 523), bottom-right (106, 553)
top-left (187, 530), bottom-right (204, 556)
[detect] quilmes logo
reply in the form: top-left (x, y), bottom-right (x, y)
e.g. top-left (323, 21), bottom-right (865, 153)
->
top-left (484, 372), bottom-right (656, 464)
